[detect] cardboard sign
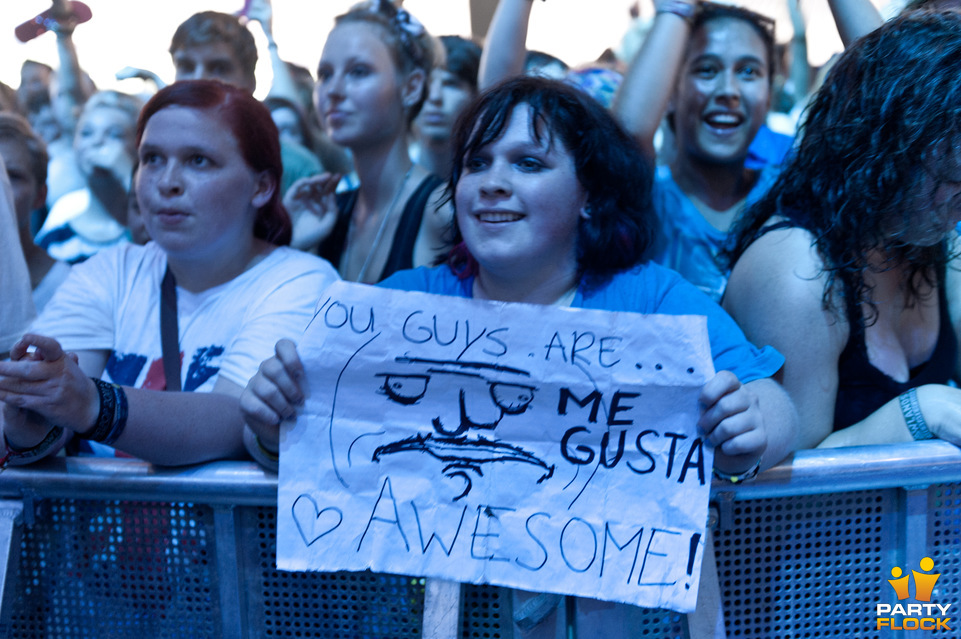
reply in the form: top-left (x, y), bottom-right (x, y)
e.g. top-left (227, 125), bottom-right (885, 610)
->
top-left (277, 281), bottom-right (715, 612)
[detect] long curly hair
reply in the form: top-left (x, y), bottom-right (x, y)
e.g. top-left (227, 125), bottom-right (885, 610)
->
top-left (727, 12), bottom-right (961, 326)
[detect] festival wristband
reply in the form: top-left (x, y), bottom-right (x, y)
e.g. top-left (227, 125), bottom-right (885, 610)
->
top-left (899, 388), bottom-right (934, 441)
top-left (713, 458), bottom-right (761, 484)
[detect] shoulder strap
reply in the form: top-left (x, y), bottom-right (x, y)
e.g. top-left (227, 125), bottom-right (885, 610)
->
top-left (160, 266), bottom-right (181, 392)
top-left (379, 174), bottom-right (445, 281)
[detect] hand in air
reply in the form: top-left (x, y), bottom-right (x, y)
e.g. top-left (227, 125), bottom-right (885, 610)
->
top-left (286, 172), bottom-right (343, 248)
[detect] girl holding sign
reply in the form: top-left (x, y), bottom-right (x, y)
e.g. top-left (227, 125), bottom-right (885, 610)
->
top-left (0, 80), bottom-right (338, 466)
top-left (242, 76), bottom-right (797, 482)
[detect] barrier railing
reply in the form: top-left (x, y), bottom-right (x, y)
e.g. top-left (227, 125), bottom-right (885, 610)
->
top-left (0, 441), bottom-right (959, 638)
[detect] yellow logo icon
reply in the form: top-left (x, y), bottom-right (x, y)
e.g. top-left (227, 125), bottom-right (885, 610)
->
top-left (887, 556), bottom-right (940, 602)
top-left (877, 557), bottom-right (951, 631)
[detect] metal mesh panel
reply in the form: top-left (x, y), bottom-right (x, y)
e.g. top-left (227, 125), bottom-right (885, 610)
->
top-left (928, 482), bottom-right (961, 634)
top-left (241, 506), bottom-right (425, 638)
top-left (4, 499), bottom-right (218, 638)
top-left (714, 490), bottom-right (894, 639)
top-left (461, 585), bottom-right (508, 639)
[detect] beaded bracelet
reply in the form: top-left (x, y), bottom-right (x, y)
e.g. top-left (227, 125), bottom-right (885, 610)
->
top-left (898, 387), bottom-right (934, 440)
top-left (76, 378), bottom-right (129, 446)
top-left (713, 458), bottom-right (761, 484)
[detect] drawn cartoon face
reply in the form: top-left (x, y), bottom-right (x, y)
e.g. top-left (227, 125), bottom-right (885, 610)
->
top-left (370, 357), bottom-right (552, 501)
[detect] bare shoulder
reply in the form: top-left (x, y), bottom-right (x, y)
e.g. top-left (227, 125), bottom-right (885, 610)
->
top-left (723, 221), bottom-right (847, 356)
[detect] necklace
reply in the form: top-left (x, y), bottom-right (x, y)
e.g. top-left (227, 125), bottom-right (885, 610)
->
top-left (345, 167), bottom-right (412, 283)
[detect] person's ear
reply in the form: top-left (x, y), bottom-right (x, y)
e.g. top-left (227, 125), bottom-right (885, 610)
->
top-left (251, 171), bottom-right (276, 209)
top-left (401, 68), bottom-right (426, 111)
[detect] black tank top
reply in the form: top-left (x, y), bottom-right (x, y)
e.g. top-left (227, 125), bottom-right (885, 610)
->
top-left (748, 219), bottom-right (957, 431)
top-left (318, 174), bottom-right (444, 282)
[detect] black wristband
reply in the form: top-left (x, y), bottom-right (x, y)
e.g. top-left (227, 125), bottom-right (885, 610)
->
top-left (76, 378), bottom-right (129, 445)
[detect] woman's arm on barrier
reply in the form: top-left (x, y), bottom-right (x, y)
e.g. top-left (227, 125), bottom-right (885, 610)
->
top-left (0, 334), bottom-right (247, 466)
top-left (478, 0), bottom-right (534, 90)
top-left (723, 225), bottom-right (844, 450)
top-left (613, 0), bottom-right (696, 162)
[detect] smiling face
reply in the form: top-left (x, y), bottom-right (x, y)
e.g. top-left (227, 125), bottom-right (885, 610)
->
top-left (671, 17), bottom-right (771, 166)
top-left (416, 69), bottom-right (475, 143)
top-left (454, 104), bottom-right (588, 283)
top-left (315, 22), bottom-right (413, 150)
top-left (135, 105), bottom-right (272, 261)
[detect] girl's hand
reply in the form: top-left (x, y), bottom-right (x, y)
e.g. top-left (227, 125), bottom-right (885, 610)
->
top-left (0, 334), bottom-right (98, 441)
top-left (286, 173), bottom-right (342, 249)
top-left (697, 370), bottom-right (767, 474)
top-left (240, 339), bottom-right (307, 451)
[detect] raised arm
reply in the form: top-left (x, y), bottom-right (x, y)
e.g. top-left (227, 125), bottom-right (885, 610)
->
top-left (0, 335), bottom-right (247, 466)
top-left (246, 0), bottom-right (301, 105)
top-left (827, 0), bottom-right (883, 49)
top-left (49, 0), bottom-right (93, 138)
top-left (612, 0), bottom-right (696, 162)
top-left (478, 0), bottom-right (534, 90)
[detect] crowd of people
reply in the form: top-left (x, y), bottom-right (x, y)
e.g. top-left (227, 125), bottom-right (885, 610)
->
top-left (1, 0), bottom-right (960, 632)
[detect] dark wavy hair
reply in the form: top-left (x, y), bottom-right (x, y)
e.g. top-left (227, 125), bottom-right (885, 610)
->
top-left (136, 80), bottom-right (292, 246)
top-left (334, 0), bottom-right (439, 123)
top-left (727, 12), bottom-right (961, 325)
top-left (902, 0), bottom-right (961, 12)
top-left (446, 76), bottom-right (653, 279)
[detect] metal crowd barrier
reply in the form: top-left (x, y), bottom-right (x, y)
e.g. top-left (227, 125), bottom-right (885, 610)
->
top-left (0, 441), bottom-right (958, 638)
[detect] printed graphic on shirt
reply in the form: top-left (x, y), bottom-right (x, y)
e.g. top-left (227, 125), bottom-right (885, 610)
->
top-left (105, 345), bottom-right (224, 391)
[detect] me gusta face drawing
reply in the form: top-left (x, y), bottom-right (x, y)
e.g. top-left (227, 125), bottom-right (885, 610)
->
top-left (368, 357), bottom-right (554, 500)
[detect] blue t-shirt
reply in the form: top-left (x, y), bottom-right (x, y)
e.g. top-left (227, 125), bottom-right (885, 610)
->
top-left (649, 165), bottom-right (779, 302)
top-left (380, 262), bottom-right (784, 384)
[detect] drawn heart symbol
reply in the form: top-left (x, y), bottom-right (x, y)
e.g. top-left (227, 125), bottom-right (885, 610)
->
top-left (292, 494), bottom-right (343, 547)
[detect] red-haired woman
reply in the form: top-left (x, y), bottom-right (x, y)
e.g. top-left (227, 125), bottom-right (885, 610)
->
top-left (0, 80), bottom-right (338, 466)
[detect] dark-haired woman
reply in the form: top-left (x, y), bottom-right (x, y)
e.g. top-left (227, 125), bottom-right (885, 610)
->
top-left (723, 12), bottom-right (961, 449)
top-left (0, 80), bottom-right (338, 466)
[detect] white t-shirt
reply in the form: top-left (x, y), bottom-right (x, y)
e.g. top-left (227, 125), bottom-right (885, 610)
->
top-left (32, 260), bottom-right (72, 313)
top-left (31, 242), bottom-right (339, 391)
